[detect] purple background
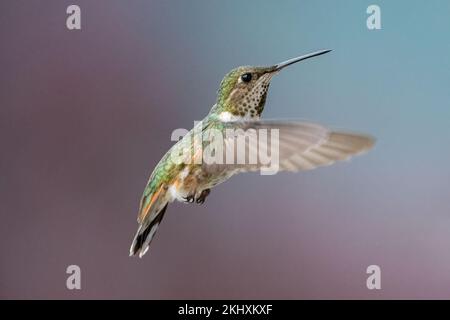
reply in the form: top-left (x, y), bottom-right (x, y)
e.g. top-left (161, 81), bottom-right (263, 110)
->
top-left (1, 0), bottom-right (450, 299)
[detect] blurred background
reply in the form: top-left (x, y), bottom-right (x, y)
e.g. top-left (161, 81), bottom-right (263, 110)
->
top-left (1, 0), bottom-right (450, 299)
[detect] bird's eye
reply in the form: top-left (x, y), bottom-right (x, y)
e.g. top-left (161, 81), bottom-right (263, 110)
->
top-left (241, 73), bottom-right (252, 83)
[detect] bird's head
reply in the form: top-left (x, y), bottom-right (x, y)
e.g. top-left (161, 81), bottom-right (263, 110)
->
top-left (212, 49), bottom-right (331, 121)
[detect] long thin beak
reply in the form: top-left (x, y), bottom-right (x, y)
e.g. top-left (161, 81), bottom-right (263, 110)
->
top-left (274, 49), bottom-right (331, 71)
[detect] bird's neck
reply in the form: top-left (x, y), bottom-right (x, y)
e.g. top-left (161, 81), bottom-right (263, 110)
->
top-left (209, 105), bottom-right (260, 122)
top-left (210, 98), bottom-right (263, 122)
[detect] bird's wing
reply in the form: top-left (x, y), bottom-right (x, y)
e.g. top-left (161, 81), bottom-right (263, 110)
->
top-left (203, 120), bottom-right (374, 174)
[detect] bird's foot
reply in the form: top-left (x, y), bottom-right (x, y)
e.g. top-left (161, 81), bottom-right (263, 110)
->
top-left (196, 189), bottom-right (211, 204)
top-left (184, 195), bottom-right (195, 203)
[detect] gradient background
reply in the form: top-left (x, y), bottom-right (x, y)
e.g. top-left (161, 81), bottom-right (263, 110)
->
top-left (1, 0), bottom-right (450, 299)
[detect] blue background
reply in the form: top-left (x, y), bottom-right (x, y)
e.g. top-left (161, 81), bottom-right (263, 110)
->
top-left (1, 0), bottom-right (450, 298)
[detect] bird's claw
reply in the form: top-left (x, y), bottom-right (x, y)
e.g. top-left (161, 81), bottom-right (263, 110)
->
top-left (184, 195), bottom-right (195, 203)
top-left (195, 189), bottom-right (210, 204)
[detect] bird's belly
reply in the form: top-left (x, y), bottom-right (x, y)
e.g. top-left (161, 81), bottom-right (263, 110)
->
top-left (168, 165), bottom-right (234, 202)
top-left (168, 166), bottom-right (202, 201)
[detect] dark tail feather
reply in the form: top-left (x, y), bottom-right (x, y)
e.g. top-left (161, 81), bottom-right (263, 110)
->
top-left (129, 203), bottom-right (168, 258)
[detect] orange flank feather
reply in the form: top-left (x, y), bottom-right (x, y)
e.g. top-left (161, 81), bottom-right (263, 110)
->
top-left (138, 184), bottom-right (165, 223)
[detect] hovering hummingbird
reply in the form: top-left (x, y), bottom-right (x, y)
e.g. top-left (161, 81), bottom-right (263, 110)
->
top-left (130, 49), bottom-right (374, 257)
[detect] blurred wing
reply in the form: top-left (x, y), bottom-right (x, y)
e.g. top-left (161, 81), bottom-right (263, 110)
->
top-left (212, 120), bottom-right (374, 173)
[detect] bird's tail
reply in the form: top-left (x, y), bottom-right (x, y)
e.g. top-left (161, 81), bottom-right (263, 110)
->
top-left (129, 199), bottom-right (169, 258)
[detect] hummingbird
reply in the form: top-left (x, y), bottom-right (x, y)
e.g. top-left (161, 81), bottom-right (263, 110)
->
top-left (130, 49), bottom-right (375, 258)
